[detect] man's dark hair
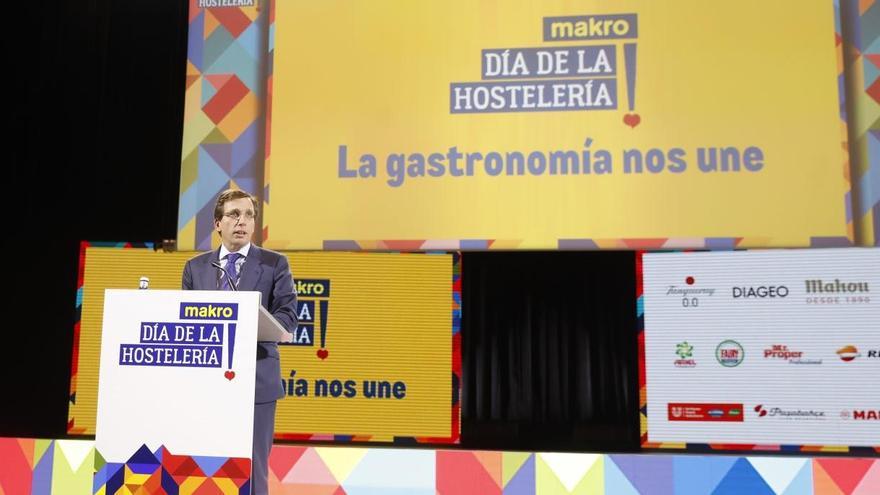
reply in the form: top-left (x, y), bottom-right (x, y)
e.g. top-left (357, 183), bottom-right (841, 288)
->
top-left (213, 189), bottom-right (258, 222)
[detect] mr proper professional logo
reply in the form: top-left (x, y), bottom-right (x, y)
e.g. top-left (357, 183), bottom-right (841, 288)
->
top-left (763, 344), bottom-right (821, 365)
top-left (119, 302), bottom-right (239, 380)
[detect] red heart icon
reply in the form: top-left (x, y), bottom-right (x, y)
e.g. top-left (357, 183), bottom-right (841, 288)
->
top-left (224, 370), bottom-right (235, 380)
top-left (316, 349), bottom-right (329, 360)
top-left (623, 113), bottom-right (641, 128)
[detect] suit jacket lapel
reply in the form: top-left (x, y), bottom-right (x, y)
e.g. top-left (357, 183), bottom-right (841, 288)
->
top-left (237, 245), bottom-right (263, 292)
top-left (201, 248), bottom-right (222, 290)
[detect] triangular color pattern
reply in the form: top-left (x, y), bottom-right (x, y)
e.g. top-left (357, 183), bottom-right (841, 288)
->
top-left (55, 440), bottom-right (94, 473)
top-left (711, 458), bottom-right (775, 495)
top-left (853, 461), bottom-right (880, 495)
top-left (781, 462), bottom-right (814, 495)
top-left (282, 448), bottom-right (338, 485)
top-left (315, 447), bottom-right (369, 484)
top-left (538, 453), bottom-right (601, 492)
top-left (502, 453), bottom-right (534, 494)
top-left (672, 455), bottom-right (738, 495)
top-left (191, 455), bottom-right (229, 477)
top-left (472, 451), bottom-right (503, 487)
top-left (268, 445), bottom-right (307, 482)
top-left (610, 454), bottom-right (673, 494)
top-left (815, 458), bottom-right (875, 494)
top-left (747, 457), bottom-right (810, 494)
top-left (603, 457), bottom-right (641, 495)
top-left (813, 461), bottom-right (846, 495)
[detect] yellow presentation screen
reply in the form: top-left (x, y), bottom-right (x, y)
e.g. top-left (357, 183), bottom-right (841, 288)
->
top-left (265, 0), bottom-right (849, 250)
top-left (68, 245), bottom-right (460, 443)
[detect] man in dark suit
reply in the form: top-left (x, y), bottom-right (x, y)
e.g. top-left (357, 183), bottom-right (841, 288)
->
top-left (182, 188), bottom-right (297, 495)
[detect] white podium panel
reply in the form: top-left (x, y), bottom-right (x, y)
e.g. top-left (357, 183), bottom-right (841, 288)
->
top-left (96, 289), bottom-right (259, 462)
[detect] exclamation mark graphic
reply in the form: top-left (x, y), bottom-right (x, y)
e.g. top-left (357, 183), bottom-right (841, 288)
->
top-left (316, 300), bottom-right (329, 360)
top-left (225, 323), bottom-right (236, 380)
top-left (623, 43), bottom-right (640, 128)
top-left (227, 323), bottom-right (236, 368)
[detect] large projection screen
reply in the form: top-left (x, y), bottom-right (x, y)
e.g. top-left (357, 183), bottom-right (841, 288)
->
top-left (262, 0), bottom-right (848, 250)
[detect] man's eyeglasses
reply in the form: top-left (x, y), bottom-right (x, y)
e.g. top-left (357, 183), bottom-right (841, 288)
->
top-left (223, 210), bottom-right (256, 222)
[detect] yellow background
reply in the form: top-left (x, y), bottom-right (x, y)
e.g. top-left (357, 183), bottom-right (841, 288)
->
top-left (267, 0), bottom-right (847, 248)
top-left (69, 248), bottom-right (453, 440)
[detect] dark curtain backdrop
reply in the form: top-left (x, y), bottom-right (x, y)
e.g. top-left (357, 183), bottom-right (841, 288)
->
top-left (461, 251), bottom-right (639, 451)
top-left (9, 1), bottom-right (187, 437)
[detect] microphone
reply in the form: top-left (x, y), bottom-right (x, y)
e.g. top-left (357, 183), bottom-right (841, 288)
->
top-left (211, 261), bottom-right (238, 291)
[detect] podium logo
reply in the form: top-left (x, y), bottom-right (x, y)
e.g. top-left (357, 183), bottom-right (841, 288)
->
top-left (179, 302), bottom-right (238, 320)
top-left (286, 279), bottom-right (333, 360)
top-left (118, 302), bottom-right (240, 379)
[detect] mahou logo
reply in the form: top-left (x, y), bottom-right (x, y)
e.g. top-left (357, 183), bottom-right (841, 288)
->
top-left (805, 279), bottom-right (870, 294)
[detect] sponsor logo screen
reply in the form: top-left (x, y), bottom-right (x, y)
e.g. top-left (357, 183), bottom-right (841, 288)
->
top-left (641, 249), bottom-right (878, 448)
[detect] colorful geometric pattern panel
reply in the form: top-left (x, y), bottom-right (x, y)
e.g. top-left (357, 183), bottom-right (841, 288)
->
top-left (841, 0), bottom-right (880, 245)
top-left (178, 0), bottom-right (268, 250)
top-left (0, 439), bottom-right (94, 495)
top-left (93, 444), bottom-right (250, 495)
top-left (3, 439), bottom-right (879, 494)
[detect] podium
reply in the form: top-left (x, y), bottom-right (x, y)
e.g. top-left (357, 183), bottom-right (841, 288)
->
top-left (93, 289), bottom-right (288, 493)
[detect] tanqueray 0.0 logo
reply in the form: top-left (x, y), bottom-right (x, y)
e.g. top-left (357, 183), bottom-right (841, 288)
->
top-left (667, 276), bottom-right (716, 308)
